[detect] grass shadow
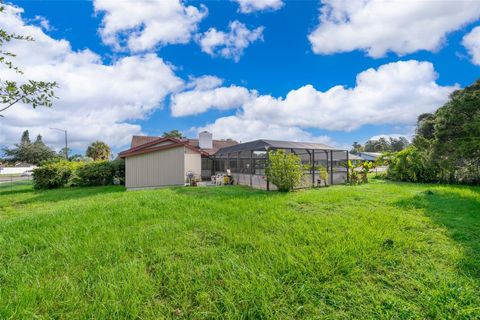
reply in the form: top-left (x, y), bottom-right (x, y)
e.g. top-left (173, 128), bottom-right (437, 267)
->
top-left (0, 188), bottom-right (34, 197)
top-left (0, 180), bottom-right (32, 189)
top-left (395, 186), bottom-right (480, 279)
top-left (15, 185), bottom-right (125, 206)
top-left (171, 185), bottom-right (282, 201)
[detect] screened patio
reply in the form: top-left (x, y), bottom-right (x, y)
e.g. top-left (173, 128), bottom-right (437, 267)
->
top-left (212, 139), bottom-right (350, 190)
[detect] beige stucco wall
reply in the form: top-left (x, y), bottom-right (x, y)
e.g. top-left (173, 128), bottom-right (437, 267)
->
top-left (126, 146), bottom-right (185, 189)
top-left (184, 148), bottom-right (201, 179)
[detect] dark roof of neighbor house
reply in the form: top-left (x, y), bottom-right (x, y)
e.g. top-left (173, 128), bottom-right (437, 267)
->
top-left (346, 153), bottom-right (363, 161)
top-left (357, 152), bottom-right (382, 160)
top-left (130, 135), bottom-right (238, 156)
top-left (358, 152), bottom-right (382, 157)
top-left (119, 137), bottom-right (202, 158)
top-left (215, 139), bottom-right (344, 156)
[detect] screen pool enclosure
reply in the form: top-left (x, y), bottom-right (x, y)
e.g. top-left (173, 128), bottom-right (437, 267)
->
top-left (212, 139), bottom-right (350, 190)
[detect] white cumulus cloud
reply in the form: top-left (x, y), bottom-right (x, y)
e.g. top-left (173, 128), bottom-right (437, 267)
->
top-left (463, 26), bottom-right (480, 65)
top-left (241, 60), bottom-right (456, 131)
top-left (185, 75), bottom-right (224, 91)
top-left (171, 78), bottom-right (257, 117)
top-left (309, 0), bottom-right (480, 57)
top-left (94, 0), bottom-right (207, 52)
top-left (0, 4), bottom-right (183, 151)
top-left (234, 0), bottom-right (284, 13)
top-left (198, 20), bottom-right (264, 62)
top-left (193, 116), bottom-right (335, 145)
top-left (189, 60), bottom-right (457, 143)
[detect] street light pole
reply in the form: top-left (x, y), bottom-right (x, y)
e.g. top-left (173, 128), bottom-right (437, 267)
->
top-left (50, 128), bottom-right (68, 160)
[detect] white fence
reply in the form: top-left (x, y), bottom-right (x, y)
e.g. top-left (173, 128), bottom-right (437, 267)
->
top-left (0, 166), bottom-right (36, 175)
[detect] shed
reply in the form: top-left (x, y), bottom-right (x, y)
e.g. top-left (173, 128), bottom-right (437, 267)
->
top-left (119, 137), bottom-right (202, 190)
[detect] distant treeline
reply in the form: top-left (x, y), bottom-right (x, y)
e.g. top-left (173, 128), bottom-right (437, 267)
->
top-left (351, 136), bottom-right (410, 154)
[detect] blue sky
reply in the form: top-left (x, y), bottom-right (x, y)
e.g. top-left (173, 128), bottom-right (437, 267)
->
top-left (1, 0), bottom-right (480, 154)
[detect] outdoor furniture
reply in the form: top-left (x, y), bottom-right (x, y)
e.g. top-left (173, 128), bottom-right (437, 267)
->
top-left (216, 174), bottom-right (224, 185)
top-left (210, 173), bottom-right (233, 186)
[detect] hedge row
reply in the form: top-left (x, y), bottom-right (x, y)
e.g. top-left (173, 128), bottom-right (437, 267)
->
top-left (32, 159), bottom-right (125, 189)
top-left (386, 147), bottom-right (480, 185)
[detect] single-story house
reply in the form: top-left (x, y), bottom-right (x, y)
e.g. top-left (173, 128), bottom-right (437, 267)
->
top-left (119, 132), bottom-right (350, 190)
top-left (119, 132), bottom-right (237, 190)
top-left (332, 153), bottom-right (363, 166)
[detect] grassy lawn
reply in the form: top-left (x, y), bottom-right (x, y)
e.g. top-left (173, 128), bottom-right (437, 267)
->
top-left (0, 180), bottom-right (479, 319)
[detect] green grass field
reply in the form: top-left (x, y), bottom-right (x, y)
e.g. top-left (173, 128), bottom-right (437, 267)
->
top-left (0, 180), bottom-right (479, 319)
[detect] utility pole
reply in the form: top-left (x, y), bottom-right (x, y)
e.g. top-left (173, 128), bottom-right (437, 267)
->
top-left (50, 128), bottom-right (68, 160)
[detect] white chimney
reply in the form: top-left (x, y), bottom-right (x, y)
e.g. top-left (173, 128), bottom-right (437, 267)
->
top-left (199, 131), bottom-right (213, 149)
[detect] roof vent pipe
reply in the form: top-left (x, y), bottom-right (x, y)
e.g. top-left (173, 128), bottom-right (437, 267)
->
top-left (199, 131), bottom-right (213, 149)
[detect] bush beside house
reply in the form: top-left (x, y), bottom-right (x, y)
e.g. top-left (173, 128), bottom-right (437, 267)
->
top-left (33, 159), bottom-right (125, 189)
top-left (76, 162), bottom-right (115, 186)
top-left (33, 161), bottom-right (84, 189)
top-left (111, 158), bottom-right (126, 185)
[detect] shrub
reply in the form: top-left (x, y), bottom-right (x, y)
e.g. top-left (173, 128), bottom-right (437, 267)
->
top-left (76, 161), bottom-right (115, 186)
top-left (317, 164), bottom-right (328, 186)
top-left (111, 158), bottom-right (125, 185)
top-left (348, 161), bottom-right (374, 185)
top-left (33, 161), bottom-right (84, 189)
top-left (266, 150), bottom-right (303, 192)
top-left (386, 147), bottom-right (438, 182)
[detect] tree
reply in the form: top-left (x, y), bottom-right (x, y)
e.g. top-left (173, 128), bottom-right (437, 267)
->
top-left (162, 130), bottom-right (185, 139)
top-left (20, 129), bottom-right (31, 144)
top-left (32, 134), bottom-right (57, 162)
top-left (2, 130), bottom-right (57, 164)
top-left (388, 79), bottom-right (480, 184)
top-left (365, 137), bottom-right (389, 152)
top-left (266, 149), bottom-right (303, 192)
top-left (0, 3), bottom-right (57, 117)
top-left (3, 130), bottom-right (32, 162)
top-left (350, 141), bottom-right (364, 154)
top-left (431, 81), bottom-right (480, 182)
top-left (415, 113), bottom-right (436, 140)
top-left (58, 147), bottom-right (72, 159)
top-left (389, 137), bottom-right (410, 152)
top-left (363, 137), bottom-right (409, 153)
top-left (86, 141), bottom-right (111, 161)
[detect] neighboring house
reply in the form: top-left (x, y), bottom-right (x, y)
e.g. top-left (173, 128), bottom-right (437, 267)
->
top-left (356, 152), bottom-right (382, 161)
top-left (332, 153), bottom-right (363, 167)
top-left (119, 132), bottom-right (237, 190)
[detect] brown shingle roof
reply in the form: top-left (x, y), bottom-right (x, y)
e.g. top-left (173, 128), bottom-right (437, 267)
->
top-left (131, 135), bottom-right (161, 148)
top-left (120, 137), bottom-right (202, 158)
top-left (130, 135), bottom-right (238, 156)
